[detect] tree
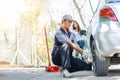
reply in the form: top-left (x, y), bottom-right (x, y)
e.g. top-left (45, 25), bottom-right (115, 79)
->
top-left (18, 0), bottom-right (46, 65)
top-left (72, 0), bottom-right (87, 29)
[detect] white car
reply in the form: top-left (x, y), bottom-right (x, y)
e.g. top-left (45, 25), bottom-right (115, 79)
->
top-left (86, 0), bottom-right (120, 76)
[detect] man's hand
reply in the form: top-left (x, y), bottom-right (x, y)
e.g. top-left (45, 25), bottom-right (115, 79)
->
top-left (82, 49), bottom-right (93, 63)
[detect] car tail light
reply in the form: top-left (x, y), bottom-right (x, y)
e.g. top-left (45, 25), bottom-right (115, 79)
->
top-left (100, 7), bottom-right (118, 21)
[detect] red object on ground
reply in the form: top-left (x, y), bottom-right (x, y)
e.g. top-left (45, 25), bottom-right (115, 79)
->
top-left (44, 26), bottom-right (60, 72)
top-left (45, 66), bottom-right (60, 72)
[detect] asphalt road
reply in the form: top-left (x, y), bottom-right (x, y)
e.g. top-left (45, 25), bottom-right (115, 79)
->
top-left (0, 65), bottom-right (120, 80)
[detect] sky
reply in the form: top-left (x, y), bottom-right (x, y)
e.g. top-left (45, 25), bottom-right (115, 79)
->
top-left (0, 0), bottom-right (19, 29)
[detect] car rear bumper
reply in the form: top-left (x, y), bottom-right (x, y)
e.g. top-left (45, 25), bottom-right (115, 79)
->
top-left (95, 31), bottom-right (120, 57)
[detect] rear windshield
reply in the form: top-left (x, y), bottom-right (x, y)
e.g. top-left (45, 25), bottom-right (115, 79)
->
top-left (107, 0), bottom-right (120, 3)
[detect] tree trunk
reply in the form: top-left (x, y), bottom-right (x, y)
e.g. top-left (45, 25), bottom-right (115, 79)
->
top-left (72, 0), bottom-right (87, 29)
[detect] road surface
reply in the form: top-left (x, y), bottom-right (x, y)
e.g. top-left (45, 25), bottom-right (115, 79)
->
top-left (0, 65), bottom-right (120, 80)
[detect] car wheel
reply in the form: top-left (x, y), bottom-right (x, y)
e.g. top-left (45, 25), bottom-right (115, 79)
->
top-left (91, 40), bottom-right (109, 76)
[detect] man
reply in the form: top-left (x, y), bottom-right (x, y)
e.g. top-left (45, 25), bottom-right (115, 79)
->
top-left (51, 14), bottom-right (91, 78)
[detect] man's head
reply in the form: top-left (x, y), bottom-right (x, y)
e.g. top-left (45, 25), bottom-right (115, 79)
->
top-left (62, 15), bottom-right (74, 29)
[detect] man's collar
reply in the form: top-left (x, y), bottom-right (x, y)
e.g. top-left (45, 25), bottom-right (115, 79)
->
top-left (60, 27), bottom-right (69, 34)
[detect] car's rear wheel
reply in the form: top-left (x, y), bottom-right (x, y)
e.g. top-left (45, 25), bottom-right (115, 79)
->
top-left (91, 40), bottom-right (109, 76)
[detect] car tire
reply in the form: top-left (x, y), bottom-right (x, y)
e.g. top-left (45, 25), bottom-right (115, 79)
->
top-left (91, 40), bottom-right (109, 76)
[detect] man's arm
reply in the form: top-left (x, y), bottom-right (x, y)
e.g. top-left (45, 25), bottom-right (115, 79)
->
top-left (68, 41), bottom-right (83, 54)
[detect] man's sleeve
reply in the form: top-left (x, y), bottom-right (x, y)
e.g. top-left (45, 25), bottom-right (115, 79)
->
top-left (55, 32), bottom-right (70, 44)
top-left (70, 33), bottom-right (77, 44)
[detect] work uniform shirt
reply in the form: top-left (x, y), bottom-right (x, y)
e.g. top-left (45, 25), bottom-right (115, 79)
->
top-left (52, 27), bottom-right (75, 57)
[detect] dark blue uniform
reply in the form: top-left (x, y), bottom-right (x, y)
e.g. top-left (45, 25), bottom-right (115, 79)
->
top-left (51, 27), bottom-right (91, 72)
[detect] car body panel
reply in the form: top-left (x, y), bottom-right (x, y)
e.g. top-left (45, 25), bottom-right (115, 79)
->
top-left (86, 0), bottom-right (120, 57)
top-left (106, 3), bottom-right (120, 23)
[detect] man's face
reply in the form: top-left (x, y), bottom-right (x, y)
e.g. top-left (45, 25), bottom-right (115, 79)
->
top-left (64, 20), bottom-right (72, 29)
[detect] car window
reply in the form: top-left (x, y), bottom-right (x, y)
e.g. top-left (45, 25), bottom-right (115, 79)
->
top-left (107, 0), bottom-right (120, 3)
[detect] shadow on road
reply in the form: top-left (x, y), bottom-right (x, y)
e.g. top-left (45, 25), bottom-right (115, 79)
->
top-left (108, 69), bottom-right (120, 76)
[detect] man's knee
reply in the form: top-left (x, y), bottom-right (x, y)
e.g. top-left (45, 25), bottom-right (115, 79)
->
top-left (52, 57), bottom-right (61, 66)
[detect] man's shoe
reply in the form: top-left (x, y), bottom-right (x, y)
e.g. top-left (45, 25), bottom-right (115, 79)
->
top-left (61, 69), bottom-right (73, 78)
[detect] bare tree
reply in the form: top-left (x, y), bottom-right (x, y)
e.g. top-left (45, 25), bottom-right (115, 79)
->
top-left (72, 0), bottom-right (87, 29)
top-left (89, 0), bottom-right (101, 23)
top-left (88, 0), bottom-right (94, 14)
